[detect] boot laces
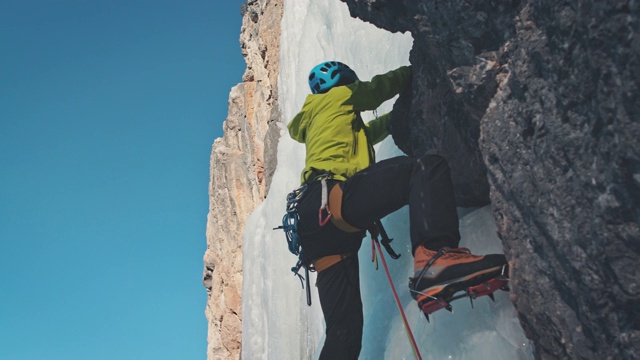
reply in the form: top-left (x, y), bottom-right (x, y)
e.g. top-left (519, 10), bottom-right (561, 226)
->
top-left (439, 247), bottom-right (473, 260)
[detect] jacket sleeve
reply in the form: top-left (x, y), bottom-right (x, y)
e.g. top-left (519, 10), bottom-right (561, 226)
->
top-left (366, 113), bottom-right (391, 145)
top-left (346, 65), bottom-right (411, 111)
top-left (288, 110), bottom-right (306, 143)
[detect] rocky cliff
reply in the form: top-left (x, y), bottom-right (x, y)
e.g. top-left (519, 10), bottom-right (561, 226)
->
top-left (203, 1), bottom-right (282, 359)
top-left (342, 0), bottom-right (639, 359)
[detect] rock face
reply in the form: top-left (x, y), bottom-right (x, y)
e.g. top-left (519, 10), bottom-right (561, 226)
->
top-left (203, 1), bottom-right (282, 359)
top-left (341, 0), bottom-right (639, 359)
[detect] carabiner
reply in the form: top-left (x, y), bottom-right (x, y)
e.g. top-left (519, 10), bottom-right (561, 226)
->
top-left (318, 205), bottom-right (331, 226)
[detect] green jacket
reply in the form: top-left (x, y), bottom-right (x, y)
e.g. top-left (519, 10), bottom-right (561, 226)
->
top-left (288, 66), bottom-right (411, 183)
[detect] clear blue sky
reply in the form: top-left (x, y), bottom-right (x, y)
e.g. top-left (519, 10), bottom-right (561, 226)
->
top-left (0, 1), bottom-right (245, 359)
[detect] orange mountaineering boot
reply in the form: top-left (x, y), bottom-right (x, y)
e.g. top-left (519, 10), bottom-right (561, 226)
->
top-left (409, 245), bottom-right (509, 320)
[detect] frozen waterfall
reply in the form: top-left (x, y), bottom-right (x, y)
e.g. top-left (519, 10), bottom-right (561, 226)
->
top-left (241, 0), bottom-right (534, 359)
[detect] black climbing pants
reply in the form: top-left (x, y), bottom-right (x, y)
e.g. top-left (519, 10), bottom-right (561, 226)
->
top-left (316, 254), bottom-right (363, 360)
top-left (341, 154), bottom-right (460, 252)
top-left (296, 154), bottom-right (460, 359)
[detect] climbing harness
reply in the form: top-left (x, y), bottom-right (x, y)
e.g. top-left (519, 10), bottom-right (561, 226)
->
top-left (276, 180), bottom-right (421, 357)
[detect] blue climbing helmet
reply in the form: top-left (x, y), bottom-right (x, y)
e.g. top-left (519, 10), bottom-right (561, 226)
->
top-left (308, 61), bottom-right (359, 94)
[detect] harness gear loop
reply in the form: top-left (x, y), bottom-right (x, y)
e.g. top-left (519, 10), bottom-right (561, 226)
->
top-left (318, 177), bottom-right (332, 226)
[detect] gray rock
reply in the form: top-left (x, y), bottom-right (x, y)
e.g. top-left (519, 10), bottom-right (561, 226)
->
top-left (342, 0), bottom-right (640, 358)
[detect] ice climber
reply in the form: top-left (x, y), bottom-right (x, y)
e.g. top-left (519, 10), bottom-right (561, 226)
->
top-left (285, 61), bottom-right (508, 359)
